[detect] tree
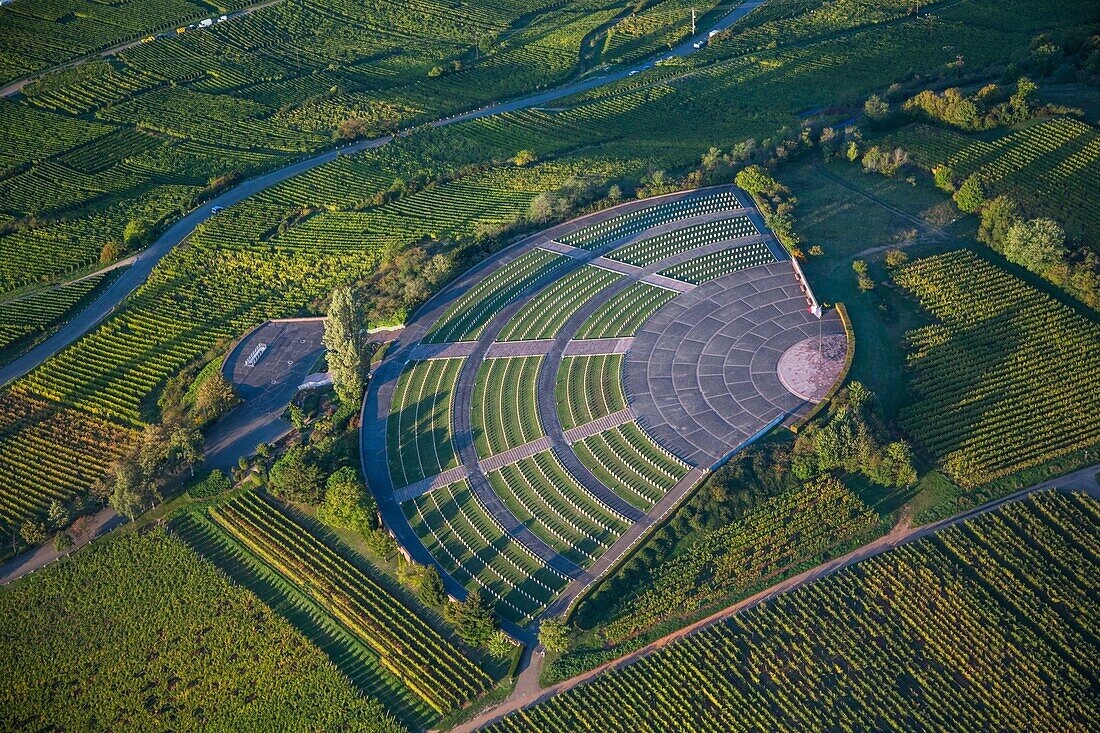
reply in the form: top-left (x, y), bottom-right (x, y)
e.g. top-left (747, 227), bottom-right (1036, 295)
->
top-left (953, 174), bottom-right (984, 213)
top-left (512, 149), bottom-right (537, 166)
top-left (54, 532), bottom-right (74, 552)
top-left (316, 467), bottom-right (376, 535)
top-left (1004, 218), bottom-right (1067, 274)
top-left (336, 117), bottom-right (370, 140)
top-left (267, 445), bottom-right (326, 504)
top-left (864, 94), bottom-right (890, 120)
top-left (418, 564), bottom-right (446, 606)
top-left (195, 370), bottom-right (240, 424)
top-left (932, 164), bottom-right (955, 192)
top-left (486, 631), bottom-right (514, 659)
top-left (447, 589), bottom-right (498, 647)
top-left (108, 460), bottom-right (148, 520)
top-left (99, 240), bottom-right (123, 264)
top-left (977, 196), bottom-right (1021, 252)
top-left (846, 141), bottom-right (860, 162)
top-left (324, 286), bottom-right (367, 405)
top-left (169, 425), bottom-right (204, 477)
top-left (734, 165), bottom-right (777, 196)
top-left (538, 617), bottom-right (571, 653)
top-left (884, 248), bottom-right (909, 268)
top-left (607, 184), bottom-right (623, 202)
top-left (20, 520), bottom-right (49, 546)
top-left (852, 260), bottom-right (874, 290)
top-left (47, 500), bottom-right (70, 531)
top-left (123, 218), bottom-right (152, 249)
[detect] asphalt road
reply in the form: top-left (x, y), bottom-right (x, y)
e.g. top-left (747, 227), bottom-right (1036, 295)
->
top-left (203, 319), bottom-right (325, 471)
top-left (0, 0), bottom-right (766, 389)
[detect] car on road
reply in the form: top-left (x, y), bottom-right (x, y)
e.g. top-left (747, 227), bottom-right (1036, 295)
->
top-left (629, 70), bottom-right (640, 76)
top-left (210, 205), bottom-right (224, 213)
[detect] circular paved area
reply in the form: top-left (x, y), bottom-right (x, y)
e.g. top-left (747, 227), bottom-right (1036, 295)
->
top-left (777, 334), bottom-right (847, 401)
top-left (625, 260), bottom-right (846, 468)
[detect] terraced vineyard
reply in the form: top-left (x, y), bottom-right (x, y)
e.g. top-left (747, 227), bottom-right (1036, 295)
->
top-left (556, 354), bottom-right (628, 431)
top-left (0, 271), bottom-right (116, 357)
top-left (487, 450), bottom-right (628, 567)
top-left (0, 390), bottom-right (134, 538)
top-left (471, 356), bottom-right (545, 458)
top-left (608, 215), bottom-right (758, 266)
top-left (204, 491), bottom-right (492, 716)
top-left (894, 250), bottom-right (1100, 487)
top-left (574, 282), bottom-right (677, 339)
top-left (424, 249), bottom-right (565, 344)
top-left (497, 266), bottom-right (622, 342)
top-left (484, 490), bottom-right (1100, 732)
top-left (601, 477), bottom-right (879, 645)
top-left (893, 117), bottom-right (1100, 247)
top-left (658, 241), bottom-right (776, 284)
top-left (403, 480), bottom-right (569, 624)
top-left (387, 358), bottom-right (464, 489)
top-left (572, 422), bottom-right (689, 510)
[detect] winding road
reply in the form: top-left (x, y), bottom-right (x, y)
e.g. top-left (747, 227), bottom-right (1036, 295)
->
top-left (0, 0), bottom-right (765, 389)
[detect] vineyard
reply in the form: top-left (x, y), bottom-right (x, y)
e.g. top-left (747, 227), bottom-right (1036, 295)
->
top-left (894, 250), bottom-right (1100, 487)
top-left (483, 490), bottom-right (1099, 732)
top-left (892, 117), bottom-right (1100, 248)
top-left (202, 491), bottom-right (493, 716)
top-left (0, 270), bottom-right (116, 358)
top-left (0, 390), bottom-right (134, 539)
top-left (0, 527), bottom-right (402, 733)
top-left (387, 358), bottom-right (464, 489)
top-left (599, 477), bottom-right (879, 645)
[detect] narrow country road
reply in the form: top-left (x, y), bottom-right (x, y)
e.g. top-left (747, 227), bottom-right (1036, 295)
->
top-left (0, 507), bottom-right (126, 585)
top-left (0, 1), bottom-right (766, 389)
top-left (0, 0), bottom-right (287, 98)
top-left (450, 463), bottom-right (1100, 732)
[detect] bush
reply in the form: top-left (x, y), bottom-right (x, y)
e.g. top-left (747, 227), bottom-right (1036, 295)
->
top-left (953, 174), bottom-right (984, 213)
top-left (188, 469), bottom-right (233, 499)
top-left (54, 532), bottom-right (74, 552)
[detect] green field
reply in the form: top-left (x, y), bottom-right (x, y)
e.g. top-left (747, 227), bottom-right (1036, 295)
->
top-left (0, 527), bottom-right (403, 733)
top-left (572, 422), bottom-right (689, 510)
top-left (387, 358), bottom-right (464, 488)
top-left (658, 241), bottom-right (776, 284)
top-left (471, 356), bottom-right (545, 459)
top-left (485, 490), bottom-right (1099, 732)
top-left (498, 265), bottom-right (623, 342)
top-left (488, 450), bottom-right (629, 567)
top-left (575, 282), bottom-right (677, 339)
top-left (424, 250), bottom-right (566, 344)
top-left (403, 480), bottom-right (569, 625)
top-left (555, 354), bottom-right (628, 431)
top-left (608, 215), bottom-right (758, 266)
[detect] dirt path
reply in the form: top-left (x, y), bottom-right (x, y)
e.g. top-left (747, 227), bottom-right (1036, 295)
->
top-left (450, 463), bottom-right (1100, 732)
